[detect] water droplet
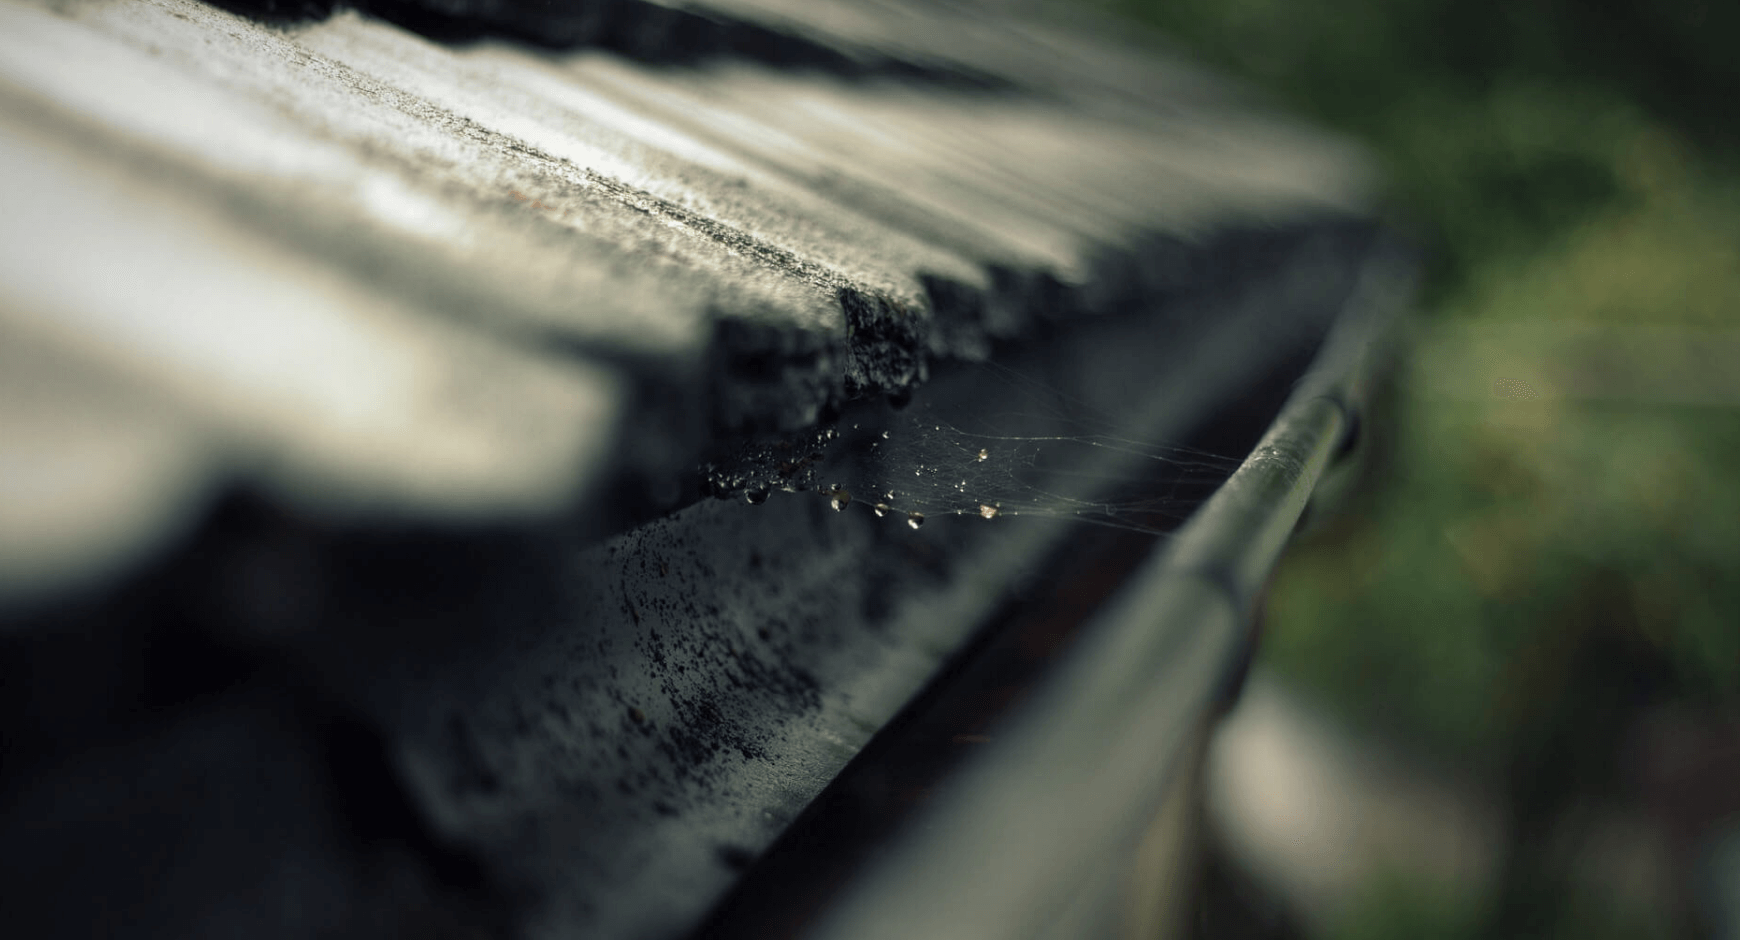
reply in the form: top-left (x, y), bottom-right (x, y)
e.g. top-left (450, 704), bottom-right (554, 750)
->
top-left (830, 490), bottom-right (852, 511)
top-left (823, 428), bottom-right (838, 441)
top-left (906, 512), bottom-right (925, 530)
top-left (884, 491), bottom-right (895, 501)
top-left (977, 448), bottom-right (988, 461)
top-left (979, 504), bottom-right (1000, 520)
top-left (744, 488), bottom-right (769, 505)
top-left (873, 504), bottom-right (888, 518)
top-left (881, 430), bottom-right (890, 440)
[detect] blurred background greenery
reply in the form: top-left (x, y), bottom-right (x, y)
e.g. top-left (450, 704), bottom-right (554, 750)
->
top-left (1095, 1), bottom-right (1740, 937)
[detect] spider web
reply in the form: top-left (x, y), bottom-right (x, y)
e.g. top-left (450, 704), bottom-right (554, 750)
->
top-left (799, 360), bottom-right (1247, 535)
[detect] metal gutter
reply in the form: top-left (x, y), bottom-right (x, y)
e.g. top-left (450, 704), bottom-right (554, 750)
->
top-left (806, 246), bottom-right (1413, 940)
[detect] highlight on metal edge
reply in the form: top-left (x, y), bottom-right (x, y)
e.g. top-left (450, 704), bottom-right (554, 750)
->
top-left (807, 246), bottom-right (1413, 940)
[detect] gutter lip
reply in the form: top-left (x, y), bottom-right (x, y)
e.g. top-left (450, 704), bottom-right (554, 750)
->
top-left (805, 238), bottom-right (1415, 940)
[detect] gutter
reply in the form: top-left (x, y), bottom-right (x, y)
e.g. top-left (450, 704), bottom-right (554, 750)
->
top-left (808, 245), bottom-right (1413, 940)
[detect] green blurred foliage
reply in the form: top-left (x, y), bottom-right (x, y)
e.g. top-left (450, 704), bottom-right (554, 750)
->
top-left (1098, 0), bottom-right (1740, 740)
top-left (1333, 871), bottom-right (1672, 940)
top-left (1107, 0), bottom-right (1740, 298)
top-left (1100, 0), bottom-right (1740, 935)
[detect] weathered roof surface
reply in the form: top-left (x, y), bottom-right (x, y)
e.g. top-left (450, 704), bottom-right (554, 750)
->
top-left (0, 1), bottom-right (1394, 937)
top-left (0, 0), bottom-right (1371, 607)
